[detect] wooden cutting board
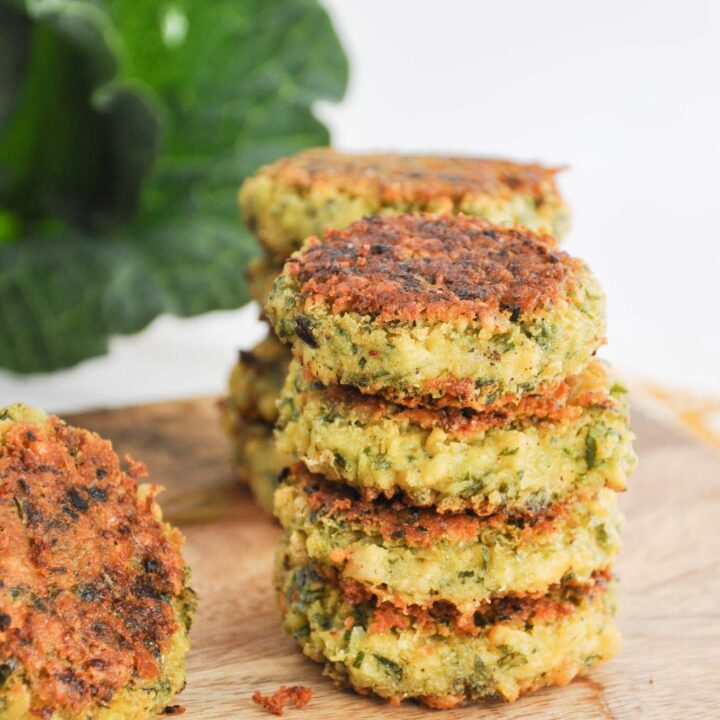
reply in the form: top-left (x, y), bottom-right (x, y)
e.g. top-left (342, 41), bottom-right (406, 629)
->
top-left (66, 397), bottom-right (720, 719)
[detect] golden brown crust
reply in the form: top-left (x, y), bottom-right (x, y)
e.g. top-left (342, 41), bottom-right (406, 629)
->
top-left (255, 148), bottom-right (562, 204)
top-left (0, 418), bottom-right (185, 716)
top-left (289, 465), bottom-right (571, 545)
top-left (297, 561), bottom-right (612, 638)
top-left (252, 685), bottom-right (312, 716)
top-left (306, 367), bottom-right (617, 440)
top-left (287, 214), bottom-right (578, 323)
top-left (363, 585), bottom-right (592, 637)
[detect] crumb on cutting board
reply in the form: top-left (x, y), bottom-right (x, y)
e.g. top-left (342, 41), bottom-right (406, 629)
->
top-left (252, 686), bottom-right (313, 716)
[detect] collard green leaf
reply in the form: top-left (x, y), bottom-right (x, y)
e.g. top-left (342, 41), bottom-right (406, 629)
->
top-left (0, 231), bottom-right (121, 371)
top-left (0, 219), bottom-right (257, 372)
top-left (0, 0), bottom-right (348, 372)
top-left (113, 0), bottom-right (347, 218)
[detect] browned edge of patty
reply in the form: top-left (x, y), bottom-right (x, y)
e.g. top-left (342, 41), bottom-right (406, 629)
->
top-left (285, 464), bottom-right (589, 543)
top-left (286, 214), bottom-right (578, 324)
top-left (280, 556), bottom-right (612, 639)
top-left (296, 363), bottom-right (617, 439)
top-left (251, 148), bottom-right (563, 204)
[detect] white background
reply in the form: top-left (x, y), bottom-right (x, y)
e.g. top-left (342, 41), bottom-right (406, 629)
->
top-left (1, 0), bottom-right (719, 412)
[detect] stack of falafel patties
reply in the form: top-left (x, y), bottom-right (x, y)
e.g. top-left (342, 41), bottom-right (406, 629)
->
top-left (226, 148), bottom-right (569, 511)
top-left (265, 213), bottom-right (636, 708)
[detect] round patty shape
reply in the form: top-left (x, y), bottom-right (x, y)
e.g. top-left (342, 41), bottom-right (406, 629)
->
top-left (277, 359), bottom-right (635, 514)
top-left (275, 469), bottom-right (620, 613)
top-left (0, 405), bottom-right (194, 720)
top-left (276, 548), bottom-right (619, 708)
top-left (224, 334), bottom-right (290, 426)
top-left (267, 214), bottom-right (605, 410)
top-left (240, 148), bottom-right (570, 259)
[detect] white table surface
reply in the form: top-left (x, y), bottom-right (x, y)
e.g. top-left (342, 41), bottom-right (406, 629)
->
top-left (1, 0), bottom-right (719, 412)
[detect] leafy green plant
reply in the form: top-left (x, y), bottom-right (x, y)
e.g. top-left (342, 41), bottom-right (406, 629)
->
top-left (0, 0), bottom-right (347, 372)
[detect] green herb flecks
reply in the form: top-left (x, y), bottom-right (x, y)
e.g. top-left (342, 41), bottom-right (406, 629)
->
top-left (585, 432), bottom-right (599, 469)
top-left (374, 655), bottom-right (403, 681)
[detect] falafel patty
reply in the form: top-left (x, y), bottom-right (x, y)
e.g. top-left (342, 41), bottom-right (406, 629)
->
top-left (276, 543), bottom-right (619, 709)
top-left (0, 405), bottom-right (195, 720)
top-left (276, 359), bottom-right (635, 514)
top-left (275, 468), bottom-right (620, 612)
top-left (267, 214), bottom-right (605, 411)
top-left (227, 419), bottom-right (291, 514)
top-left (221, 335), bottom-right (292, 512)
top-left (240, 149), bottom-right (569, 259)
top-left (223, 334), bottom-right (290, 426)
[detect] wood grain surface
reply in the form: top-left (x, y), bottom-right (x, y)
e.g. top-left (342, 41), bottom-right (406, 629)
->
top-left (66, 397), bottom-right (720, 719)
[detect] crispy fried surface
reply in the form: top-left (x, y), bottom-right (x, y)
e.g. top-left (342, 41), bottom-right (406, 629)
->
top-left (302, 362), bottom-right (616, 439)
top-left (241, 150), bottom-right (570, 260)
top-left (287, 214), bottom-right (577, 324)
top-left (280, 552), bottom-right (612, 639)
top-left (277, 360), bottom-right (633, 514)
top-left (276, 549), bottom-right (620, 705)
top-left (252, 685), bottom-right (312, 716)
top-left (251, 149), bottom-right (561, 204)
top-left (0, 416), bottom-right (186, 716)
top-left (277, 472), bottom-right (621, 611)
top-left (333, 569), bottom-right (613, 638)
top-left (289, 465), bottom-right (564, 545)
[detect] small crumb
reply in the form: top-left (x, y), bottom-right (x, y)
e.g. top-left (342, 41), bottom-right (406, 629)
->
top-left (649, 678), bottom-right (654, 685)
top-left (252, 686), bottom-right (312, 716)
top-left (162, 705), bottom-right (185, 715)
